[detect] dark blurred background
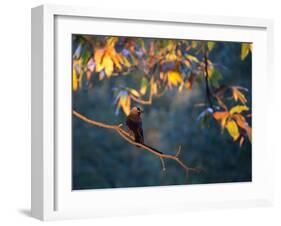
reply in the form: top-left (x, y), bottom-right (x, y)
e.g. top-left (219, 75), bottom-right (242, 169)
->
top-left (72, 38), bottom-right (252, 190)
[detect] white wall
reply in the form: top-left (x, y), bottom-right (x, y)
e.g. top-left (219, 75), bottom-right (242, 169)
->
top-left (0, 0), bottom-right (280, 225)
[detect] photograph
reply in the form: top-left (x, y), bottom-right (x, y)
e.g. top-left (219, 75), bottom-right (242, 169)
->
top-left (71, 34), bottom-right (252, 190)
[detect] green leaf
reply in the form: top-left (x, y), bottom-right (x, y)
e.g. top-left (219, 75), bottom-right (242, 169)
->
top-left (209, 68), bottom-right (222, 88)
top-left (82, 48), bottom-right (91, 65)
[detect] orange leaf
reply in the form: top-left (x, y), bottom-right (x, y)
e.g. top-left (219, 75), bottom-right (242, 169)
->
top-left (213, 111), bottom-right (229, 120)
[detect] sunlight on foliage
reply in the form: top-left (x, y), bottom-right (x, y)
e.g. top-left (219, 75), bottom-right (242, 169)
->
top-left (72, 35), bottom-right (252, 146)
top-left (241, 43), bottom-right (252, 60)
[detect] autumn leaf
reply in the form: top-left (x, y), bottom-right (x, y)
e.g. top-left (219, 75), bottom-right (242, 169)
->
top-left (151, 80), bottom-right (158, 95)
top-left (72, 69), bottom-right (78, 91)
top-left (213, 111), bottom-right (229, 120)
top-left (140, 78), bottom-right (149, 95)
top-left (167, 71), bottom-right (183, 86)
top-left (128, 88), bottom-right (140, 97)
top-left (233, 114), bottom-right (248, 130)
top-left (186, 54), bottom-right (199, 63)
top-left (230, 105), bottom-right (249, 115)
top-left (226, 119), bottom-right (239, 141)
top-left (241, 43), bottom-right (252, 60)
top-left (207, 41), bottom-right (215, 51)
top-left (102, 54), bottom-right (114, 77)
top-left (94, 48), bottom-right (105, 72)
top-left (232, 87), bottom-right (247, 104)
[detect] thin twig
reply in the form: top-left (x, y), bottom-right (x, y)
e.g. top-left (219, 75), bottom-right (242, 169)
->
top-left (73, 110), bottom-right (200, 174)
top-left (203, 51), bottom-right (213, 109)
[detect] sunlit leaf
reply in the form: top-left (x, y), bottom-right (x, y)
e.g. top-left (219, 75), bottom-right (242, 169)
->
top-left (226, 119), bottom-right (240, 141)
top-left (120, 55), bottom-right (131, 68)
top-left (209, 68), bottom-right (222, 88)
top-left (167, 71), bottom-right (183, 86)
top-left (129, 88), bottom-right (140, 97)
top-left (213, 111), bottom-right (229, 120)
top-left (241, 43), bottom-right (252, 60)
top-left (166, 52), bottom-right (177, 61)
top-left (94, 48), bottom-right (105, 72)
top-left (151, 80), bottom-right (158, 95)
top-left (119, 92), bottom-right (131, 116)
top-left (232, 87), bottom-right (247, 104)
top-left (230, 105), bottom-right (249, 115)
top-left (140, 78), bottom-right (149, 95)
top-left (72, 69), bottom-right (78, 91)
top-left (191, 41), bottom-right (198, 48)
top-left (183, 60), bottom-right (192, 68)
top-left (233, 114), bottom-right (248, 130)
top-left (207, 41), bottom-right (215, 51)
top-left (186, 54), bottom-right (199, 63)
top-left (102, 55), bottom-right (114, 77)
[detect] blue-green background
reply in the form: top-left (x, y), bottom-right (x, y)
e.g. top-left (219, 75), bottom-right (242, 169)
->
top-left (72, 36), bottom-right (252, 190)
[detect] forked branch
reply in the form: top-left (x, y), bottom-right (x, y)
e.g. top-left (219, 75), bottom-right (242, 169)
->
top-left (73, 110), bottom-right (200, 175)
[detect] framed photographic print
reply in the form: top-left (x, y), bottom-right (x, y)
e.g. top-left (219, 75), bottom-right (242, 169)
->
top-left (31, 4), bottom-right (274, 221)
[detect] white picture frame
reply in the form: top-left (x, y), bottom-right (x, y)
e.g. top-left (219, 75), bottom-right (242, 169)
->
top-left (31, 4), bottom-right (274, 221)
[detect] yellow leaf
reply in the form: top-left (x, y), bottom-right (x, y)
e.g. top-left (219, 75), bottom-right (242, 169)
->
top-left (151, 81), bottom-right (158, 95)
top-left (241, 43), bottom-right (252, 60)
top-left (102, 55), bottom-right (114, 77)
top-left (94, 48), bottom-right (105, 72)
top-left (120, 95), bottom-right (131, 116)
top-left (186, 54), bottom-right (199, 63)
top-left (120, 55), bottom-right (131, 68)
top-left (72, 69), bottom-right (78, 91)
top-left (207, 41), bottom-right (215, 51)
top-left (183, 60), bottom-right (192, 68)
top-left (226, 120), bottom-right (240, 141)
top-left (221, 116), bottom-right (228, 129)
top-left (129, 88), bottom-right (140, 97)
top-left (230, 105), bottom-right (249, 115)
top-left (109, 50), bottom-right (122, 70)
top-left (167, 71), bottom-right (183, 86)
top-left (166, 52), bottom-right (177, 61)
top-left (140, 78), bottom-right (148, 95)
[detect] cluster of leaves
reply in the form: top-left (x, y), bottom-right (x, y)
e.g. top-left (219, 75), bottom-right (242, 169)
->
top-left (72, 35), bottom-right (252, 146)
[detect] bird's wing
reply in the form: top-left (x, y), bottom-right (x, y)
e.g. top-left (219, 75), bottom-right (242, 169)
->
top-left (136, 121), bottom-right (144, 143)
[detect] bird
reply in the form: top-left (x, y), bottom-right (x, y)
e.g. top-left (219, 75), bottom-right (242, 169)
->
top-left (126, 107), bottom-right (163, 154)
top-left (126, 107), bottom-right (144, 144)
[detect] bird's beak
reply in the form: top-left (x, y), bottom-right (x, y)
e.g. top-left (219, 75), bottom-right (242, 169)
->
top-left (140, 109), bottom-right (144, 113)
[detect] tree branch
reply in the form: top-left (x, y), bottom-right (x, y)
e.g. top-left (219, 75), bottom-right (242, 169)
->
top-left (73, 110), bottom-right (200, 175)
top-left (203, 51), bottom-right (213, 109)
